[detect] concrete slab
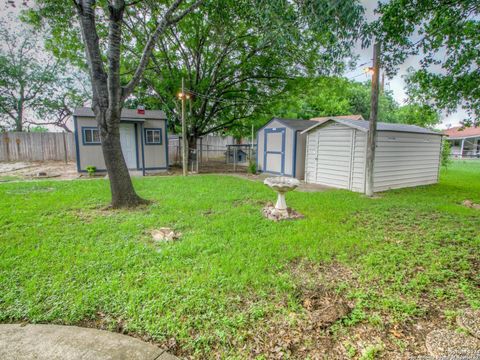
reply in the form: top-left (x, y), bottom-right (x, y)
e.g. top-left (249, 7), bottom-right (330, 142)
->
top-left (0, 324), bottom-right (176, 360)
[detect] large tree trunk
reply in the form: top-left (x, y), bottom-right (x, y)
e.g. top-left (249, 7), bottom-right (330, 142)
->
top-left (75, 0), bottom-right (202, 206)
top-left (98, 111), bottom-right (146, 207)
top-left (77, 0), bottom-right (146, 208)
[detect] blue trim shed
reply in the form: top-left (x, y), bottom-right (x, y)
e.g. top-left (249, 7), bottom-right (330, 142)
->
top-left (256, 118), bottom-right (317, 179)
top-left (73, 107), bottom-right (168, 174)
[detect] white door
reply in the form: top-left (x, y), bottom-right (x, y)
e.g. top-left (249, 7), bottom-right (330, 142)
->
top-left (264, 128), bottom-right (285, 174)
top-left (119, 124), bottom-right (137, 169)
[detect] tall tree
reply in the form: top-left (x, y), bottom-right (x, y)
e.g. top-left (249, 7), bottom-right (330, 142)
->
top-left (0, 21), bottom-right (61, 131)
top-left (29, 0), bottom-right (203, 208)
top-left (248, 76), bottom-right (440, 129)
top-left (124, 0), bottom-right (364, 148)
top-left (30, 72), bottom-right (90, 132)
top-left (373, 0), bottom-right (479, 126)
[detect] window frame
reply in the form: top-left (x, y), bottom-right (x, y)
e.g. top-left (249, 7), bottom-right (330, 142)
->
top-left (144, 128), bottom-right (163, 145)
top-left (82, 127), bottom-right (101, 145)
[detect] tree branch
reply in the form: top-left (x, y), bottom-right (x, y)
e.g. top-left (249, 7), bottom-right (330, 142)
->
top-left (121, 0), bottom-right (204, 100)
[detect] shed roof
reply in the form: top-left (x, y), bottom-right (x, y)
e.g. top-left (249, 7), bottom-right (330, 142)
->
top-left (301, 118), bottom-right (442, 136)
top-left (73, 107), bottom-right (167, 120)
top-left (443, 126), bottom-right (480, 139)
top-left (264, 118), bottom-right (318, 131)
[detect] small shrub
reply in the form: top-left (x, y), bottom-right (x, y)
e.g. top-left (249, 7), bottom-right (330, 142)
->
top-left (441, 139), bottom-right (452, 169)
top-left (248, 160), bottom-right (257, 174)
top-left (86, 166), bottom-right (97, 177)
top-left (360, 344), bottom-right (383, 360)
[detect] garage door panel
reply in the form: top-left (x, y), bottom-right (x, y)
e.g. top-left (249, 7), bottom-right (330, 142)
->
top-left (309, 128), bottom-right (354, 189)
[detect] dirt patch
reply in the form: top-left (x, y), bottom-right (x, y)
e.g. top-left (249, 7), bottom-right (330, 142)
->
top-left (0, 161), bottom-right (79, 180)
top-left (246, 261), bottom-right (356, 359)
top-left (244, 260), bottom-right (450, 359)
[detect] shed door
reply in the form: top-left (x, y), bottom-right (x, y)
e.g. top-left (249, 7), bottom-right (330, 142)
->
top-left (120, 124), bottom-right (137, 169)
top-left (264, 128), bottom-right (285, 174)
top-left (311, 128), bottom-right (354, 189)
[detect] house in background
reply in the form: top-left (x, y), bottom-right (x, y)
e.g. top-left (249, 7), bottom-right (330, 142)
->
top-left (443, 126), bottom-right (480, 158)
top-left (73, 107), bottom-right (168, 174)
top-left (256, 115), bottom-right (363, 179)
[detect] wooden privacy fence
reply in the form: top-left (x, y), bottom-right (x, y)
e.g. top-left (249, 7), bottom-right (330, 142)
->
top-left (0, 132), bottom-right (76, 162)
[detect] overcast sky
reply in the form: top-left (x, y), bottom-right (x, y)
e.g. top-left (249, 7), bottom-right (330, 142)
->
top-left (1, 0), bottom-right (465, 130)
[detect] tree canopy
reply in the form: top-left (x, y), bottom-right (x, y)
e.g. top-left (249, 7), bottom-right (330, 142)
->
top-left (0, 20), bottom-right (89, 132)
top-left (373, 0), bottom-right (479, 125)
top-left (26, 0), bottom-right (365, 144)
top-left (248, 77), bottom-right (439, 132)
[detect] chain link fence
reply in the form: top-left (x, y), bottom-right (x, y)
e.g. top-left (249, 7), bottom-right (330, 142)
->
top-left (168, 135), bottom-right (256, 173)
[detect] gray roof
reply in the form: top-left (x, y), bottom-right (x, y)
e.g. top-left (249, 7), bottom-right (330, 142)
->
top-left (310, 114), bottom-right (364, 122)
top-left (269, 118), bottom-right (318, 131)
top-left (302, 118), bottom-right (443, 136)
top-left (73, 107), bottom-right (167, 120)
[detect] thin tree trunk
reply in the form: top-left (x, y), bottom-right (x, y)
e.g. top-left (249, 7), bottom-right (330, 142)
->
top-left (16, 94), bottom-right (24, 132)
top-left (187, 135), bottom-right (198, 169)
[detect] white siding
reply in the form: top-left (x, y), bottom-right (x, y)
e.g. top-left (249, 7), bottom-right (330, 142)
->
top-left (305, 133), bottom-right (317, 183)
top-left (351, 130), bottom-right (367, 192)
top-left (305, 123), bottom-right (354, 189)
top-left (304, 123), bottom-right (441, 193)
top-left (295, 132), bottom-right (307, 180)
top-left (373, 131), bottom-right (441, 192)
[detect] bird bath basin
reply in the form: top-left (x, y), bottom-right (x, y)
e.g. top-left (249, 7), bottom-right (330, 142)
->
top-left (264, 176), bottom-right (300, 212)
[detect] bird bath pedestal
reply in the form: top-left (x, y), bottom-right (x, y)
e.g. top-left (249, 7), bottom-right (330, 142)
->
top-left (263, 177), bottom-right (303, 221)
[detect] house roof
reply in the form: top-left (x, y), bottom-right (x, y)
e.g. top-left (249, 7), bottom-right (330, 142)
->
top-left (73, 107), bottom-right (167, 120)
top-left (310, 114), bottom-right (364, 122)
top-left (301, 118), bottom-right (443, 136)
top-left (443, 126), bottom-right (480, 139)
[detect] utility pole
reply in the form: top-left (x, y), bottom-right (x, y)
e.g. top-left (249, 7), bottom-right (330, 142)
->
top-left (365, 42), bottom-right (381, 197)
top-left (180, 78), bottom-right (188, 176)
top-left (380, 71), bottom-right (385, 94)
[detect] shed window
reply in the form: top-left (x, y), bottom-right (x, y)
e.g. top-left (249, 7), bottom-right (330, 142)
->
top-left (83, 127), bottom-right (101, 144)
top-left (145, 128), bottom-right (162, 145)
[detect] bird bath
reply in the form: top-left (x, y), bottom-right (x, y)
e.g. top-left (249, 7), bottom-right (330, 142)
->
top-left (263, 177), bottom-right (301, 221)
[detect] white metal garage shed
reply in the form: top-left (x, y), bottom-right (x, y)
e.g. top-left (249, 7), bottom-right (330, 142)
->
top-left (302, 119), bottom-right (443, 192)
top-left (256, 118), bottom-right (318, 179)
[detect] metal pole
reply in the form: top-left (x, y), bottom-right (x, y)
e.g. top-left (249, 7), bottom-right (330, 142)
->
top-left (181, 78), bottom-right (188, 176)
top-left (365, 42), bottom-right (381, 197)
top-left (62, 132), bottom-right (68, 164)
top-left (233, 146), bottom-right (237, 172)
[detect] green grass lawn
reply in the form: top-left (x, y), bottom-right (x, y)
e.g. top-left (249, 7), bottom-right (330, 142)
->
top-left (1, 161), bottom-right (479, 358)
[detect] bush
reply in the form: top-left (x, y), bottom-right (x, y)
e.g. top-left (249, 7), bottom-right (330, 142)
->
top-left (441, 139), bottom-right (452, 169)
top-left (86, 166), bottom-right (97, 177)
top-left (248, 160), bottom-right (257, 174)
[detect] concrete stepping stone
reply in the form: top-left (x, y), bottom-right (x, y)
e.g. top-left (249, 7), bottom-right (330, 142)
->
top-left (425, 329), bottom-right (480, 357)
top-left (457, 309), bottom-right (480, 339)
top-left (0, 324), bottom-right (177, 360)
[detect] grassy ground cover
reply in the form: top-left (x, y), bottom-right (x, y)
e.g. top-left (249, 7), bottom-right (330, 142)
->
top-left (0, 161), bottom-right (479, 358)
